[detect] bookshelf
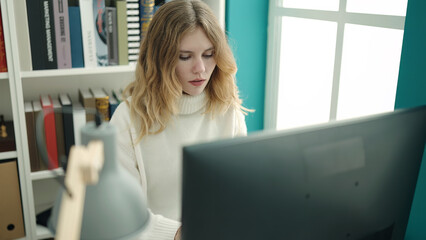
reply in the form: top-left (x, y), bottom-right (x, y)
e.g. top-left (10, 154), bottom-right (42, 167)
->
top-left (0, 151), bottom-right (18, 161)
top-left (0, 0), bottom-right (225, 239)
top-left (0, 0), bottom-right (134, 239)
top-left (0, 72), bottom-right (7, 79)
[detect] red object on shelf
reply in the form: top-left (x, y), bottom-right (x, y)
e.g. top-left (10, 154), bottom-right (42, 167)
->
top-left (40, 95), bottom-right (59, 169)
top-left (0, 6), bottom-right (7, 73)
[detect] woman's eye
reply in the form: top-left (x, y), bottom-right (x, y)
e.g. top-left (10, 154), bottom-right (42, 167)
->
top-left (179, 55), bottom-right (191, 61)
top-left (203, 52), bottom-right (214, 58)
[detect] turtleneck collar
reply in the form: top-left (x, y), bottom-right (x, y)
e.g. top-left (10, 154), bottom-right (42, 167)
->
top-left (178, 91), bottom-right (207, 115)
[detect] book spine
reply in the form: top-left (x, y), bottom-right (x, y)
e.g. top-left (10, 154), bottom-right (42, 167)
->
top-left (109, 96), bottom-right (119, 119)
top-left (43, 0), bottom-right (58, 69)
top-left (68, 6), bottom-right (84, 68)
top-left (139, 0), bottom-right (154, 41)
top-left (116, 0), bottom-right (128, 65)
top-left (78, 89), bottom-right (96, 122)
top-left (112, 89), bottom-right (123, 103)
top-left (95, 96), bottom-right (110, 121)
top-left (40, 95), bottom-right (59, 169)
top-left (79, 0), bottom-right (97, 68)
top-left (72, 103), bottom-right (86, 145)
top-left (93, 0), bottom-right (108, 66)
top-left (52, 99), bottom-right (65, 165)
top-left (26, 0), bottom-right (47, 70)
top-left (58, 94), bottom-right (75, 157)
top-left (106, 7), bottom-right (118, 66)
top-left (0, 6), bottom-right (7, 72)
top-left (32, 100), bottom-right (47, 170)
top-left (52, 0), bottom-right (72, 68)
top-left (24, 102), bottom-right (40, 172)
top-left (126, 0), bottom-right (140, 64)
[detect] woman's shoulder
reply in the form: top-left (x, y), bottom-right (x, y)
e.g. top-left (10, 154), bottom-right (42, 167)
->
top-left (110, 100), bottom-right (131, 125)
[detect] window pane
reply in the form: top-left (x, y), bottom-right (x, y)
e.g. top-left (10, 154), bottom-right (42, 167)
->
top-left (281, 0), bottom-right (339, 11)
top-left (277, 17), bottom-right (337, 130)
top-left (346, 0), bottom-right (408, 16)
top-left (337, 24), bottom-right (404, 120)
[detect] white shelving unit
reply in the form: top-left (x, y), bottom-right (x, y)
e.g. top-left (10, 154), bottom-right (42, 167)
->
top-left (1, 0), bottom-right (224, 239)
top-left (0, 72), bottom-right (7, 79)
top-left (31, 168), bottom-right (64, 181)
top-left (0, 151), bottom-right (18, 161)
top-left (0, 0), bottom-right (134, 239)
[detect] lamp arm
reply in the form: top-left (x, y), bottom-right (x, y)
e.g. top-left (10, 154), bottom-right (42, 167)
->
top-left (55, 141), bottom-right (104, 240)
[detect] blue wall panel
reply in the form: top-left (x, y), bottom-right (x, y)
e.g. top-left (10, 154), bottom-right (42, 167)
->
top-left (395, 0), bottom-right (426, 239)
top-left (226, 0), bottom-right (268, 132)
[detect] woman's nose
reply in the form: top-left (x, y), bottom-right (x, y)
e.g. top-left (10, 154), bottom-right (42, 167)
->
top-left (192, 58), bottom-right (206, 74)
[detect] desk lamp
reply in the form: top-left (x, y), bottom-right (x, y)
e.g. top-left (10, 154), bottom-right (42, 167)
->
top-left (35, 109), bottom-right (149, 239)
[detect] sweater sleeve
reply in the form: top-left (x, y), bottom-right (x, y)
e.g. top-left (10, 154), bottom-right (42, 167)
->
top-left (110, 102), bottom-right (181, 240)
top-left (110, 102), bottom-right (142, 184)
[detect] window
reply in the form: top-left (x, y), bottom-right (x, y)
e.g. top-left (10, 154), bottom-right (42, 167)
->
top-left (265, 0), bottom-right (407, 130)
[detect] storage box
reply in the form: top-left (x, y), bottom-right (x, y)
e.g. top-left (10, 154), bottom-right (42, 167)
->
top-left (0, 159), bottom-right (25, 239)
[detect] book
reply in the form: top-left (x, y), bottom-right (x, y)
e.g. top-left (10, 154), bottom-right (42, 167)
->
top-left (90, 88), bottom-right (110, 121)
top-left (154, 0), bottom-right (167, 12)
top-left (52, 0), bottom-right (72, 68)
top-left (109, 94), bottom-right (119, 119)
top-left (52, 98), bottom-right (65, 165)
top-left (106, 6), bottom-right (118, 66)
top-left (24, 101), bottom-right (40, 171)
top-left (72, 102), bottom-right (86, 145)
top-left (116, 0), bottom-right (128, 65)
top-left (58, 93), bottom-right (74, 157)
top-left (0, 6), bottom-right (7, 72)
top-left (112, 88), bottom-right (124, 103)
top-left (79, 0), bottom-right (97, 68)
top-left (40, 95), bottom-right (59, 169)
top-left (13, 0), bottom-right (32, 71)
top-left (32, 100), bottom-right (47, 170)
top-left (26, 0), bottom-right (58, 70)
top-left (93, 0), bottom-right (108, 66)
top-left (68, 5), bottom-right (84, 68)
top-left (140, 0), bottom-right (154, 41)
top-left (78, 88), bottom-right (96, 122)
top-left (104, 89), bottom-right (119, 119)
top-left (126, 0), bottom-right (140, 64)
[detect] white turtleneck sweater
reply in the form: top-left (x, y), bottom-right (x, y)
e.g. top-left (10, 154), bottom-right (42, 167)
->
top-left (110, 91), bottom-right (247, 239)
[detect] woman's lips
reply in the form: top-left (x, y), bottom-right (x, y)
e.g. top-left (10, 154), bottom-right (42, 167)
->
top-left (189, 79), bottom-right (205, 86)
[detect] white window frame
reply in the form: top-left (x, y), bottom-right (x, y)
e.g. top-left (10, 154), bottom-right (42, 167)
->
top-left (264, 0), bottom-right (406, 130)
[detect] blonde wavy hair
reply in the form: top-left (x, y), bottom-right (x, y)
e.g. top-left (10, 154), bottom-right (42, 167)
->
top-left (124, 0), bottom-right (251, 143)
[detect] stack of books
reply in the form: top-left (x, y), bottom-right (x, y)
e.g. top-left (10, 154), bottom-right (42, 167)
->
top-left (23, 88), bottom-right (123, 172)
top-left (23, 0), bottom-right (165, 70)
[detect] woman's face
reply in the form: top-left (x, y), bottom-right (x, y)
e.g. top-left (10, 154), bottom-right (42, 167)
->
top-left (176, 27), bottom-right (217, 96)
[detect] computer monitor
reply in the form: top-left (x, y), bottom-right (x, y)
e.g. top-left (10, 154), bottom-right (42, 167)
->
top-left (181, 106), bottom-right (426, 240)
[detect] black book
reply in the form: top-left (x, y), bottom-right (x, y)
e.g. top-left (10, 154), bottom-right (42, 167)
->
top-left (58, 93), bottom-right (74, 157)
top-left (26, 0), bottom-right (58, 70)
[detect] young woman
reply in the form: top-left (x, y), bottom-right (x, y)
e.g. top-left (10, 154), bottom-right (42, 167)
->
top-left (110, 0), bottom-right (251, 239)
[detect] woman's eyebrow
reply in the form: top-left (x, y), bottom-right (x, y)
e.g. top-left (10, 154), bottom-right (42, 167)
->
top-left (179, 47), bottom-right (214, 53)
